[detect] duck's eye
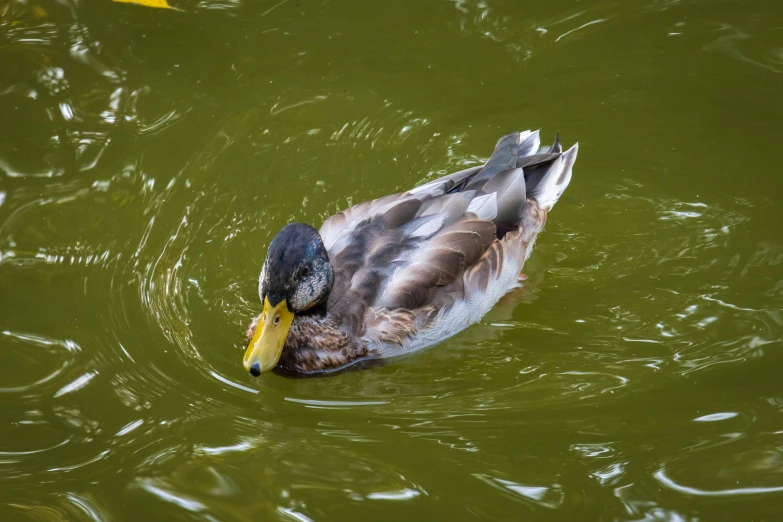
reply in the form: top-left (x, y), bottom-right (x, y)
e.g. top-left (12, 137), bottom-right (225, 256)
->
top-left (300, 267), bottom-right (309, 278)
top-left (274, 316), bottom-right (281, 325)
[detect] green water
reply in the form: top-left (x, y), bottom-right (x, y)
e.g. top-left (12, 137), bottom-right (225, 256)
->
top-left (2, 0), bottom-right (783, 520)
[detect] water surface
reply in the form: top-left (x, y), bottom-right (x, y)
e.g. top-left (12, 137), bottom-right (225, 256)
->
top-left (2, 0), bottom-right (783, 520)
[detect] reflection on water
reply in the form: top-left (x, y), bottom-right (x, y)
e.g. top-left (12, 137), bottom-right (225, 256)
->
top-left (2, 0), bottom-right (783, 520)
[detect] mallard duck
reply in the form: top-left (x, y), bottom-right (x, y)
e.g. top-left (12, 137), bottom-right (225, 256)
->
top-left (244, 130), bottom-right (578, 376)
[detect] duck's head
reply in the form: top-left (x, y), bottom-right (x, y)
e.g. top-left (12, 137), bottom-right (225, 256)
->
top-left (244, 223), bottom-right (333, 376)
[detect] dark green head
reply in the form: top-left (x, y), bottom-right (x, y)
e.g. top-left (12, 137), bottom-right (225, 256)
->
top-left (258, 223), bottom-right (334, 313)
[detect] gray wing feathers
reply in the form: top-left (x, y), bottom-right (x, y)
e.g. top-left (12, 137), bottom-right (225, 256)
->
top-left (470, 132), bottom-right (520, 183)
top-left (400, 214), bottom-right (447, 239)
top-left (480, 167), bottom-right (526, 227)
top-left (516, 130), bottom-right (541, 158)
top-left (320, 129), bottom-right (576, 343)
top-left (466, 193), bottom-right (498, 221)
top-left (320, 193), bottom-right (408, 252)
top-left (321, 131), bottom-right (576, 254)
top-left (408, 165), bottom-right (483, 196)
top-left (377, 218), bottom-right (496, 310)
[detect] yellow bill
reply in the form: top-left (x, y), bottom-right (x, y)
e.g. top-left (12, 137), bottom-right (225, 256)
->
top-left (244, 297), bottom-right (294, 376)
top-left (113, 0), bottom-right (182, 11)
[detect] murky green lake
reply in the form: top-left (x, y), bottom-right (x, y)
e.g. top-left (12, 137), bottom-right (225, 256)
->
top-left (2, 0), bottom-right (783, 520)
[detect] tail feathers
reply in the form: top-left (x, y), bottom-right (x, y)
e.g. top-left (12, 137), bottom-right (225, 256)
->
top-left (420, 130), bottom-right (577, 214)
top-left (474, 130), bottom-right (540, 183)
top-left (473, 132), bottom-right (521, 182)
top-left (550, 133), bottom-right (562, 153)
top-left (526, 142), bottom-right (578, 211)
top-left (516, 130), bottom-right (541, 158)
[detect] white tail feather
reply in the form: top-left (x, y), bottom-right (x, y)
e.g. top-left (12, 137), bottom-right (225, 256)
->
top-left (528, 143), bottom-right (578, 210)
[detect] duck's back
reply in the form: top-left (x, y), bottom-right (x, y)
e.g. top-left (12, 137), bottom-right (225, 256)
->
top-left (319, 130), bottom-right (578, 356)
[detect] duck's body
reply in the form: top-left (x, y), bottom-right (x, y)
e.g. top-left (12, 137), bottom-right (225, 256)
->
top-left (244, 130), bottom-right (578, 375)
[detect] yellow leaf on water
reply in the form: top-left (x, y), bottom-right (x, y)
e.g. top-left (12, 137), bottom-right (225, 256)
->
top-left (113, 0), bottom-right (182, 11)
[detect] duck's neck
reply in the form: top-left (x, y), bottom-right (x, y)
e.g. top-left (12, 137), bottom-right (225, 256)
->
top-left (299, 299), bottom-right (329, 318)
